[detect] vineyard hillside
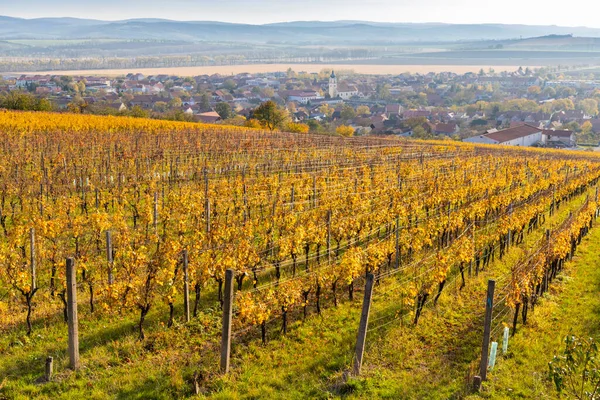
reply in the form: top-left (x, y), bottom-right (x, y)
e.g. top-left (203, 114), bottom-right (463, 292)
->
top-left (1, 110), bottom-right (600, 399)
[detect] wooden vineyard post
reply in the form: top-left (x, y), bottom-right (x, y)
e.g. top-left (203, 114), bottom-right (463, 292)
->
top-left (478, 280), bottom-right (495, 381)
top-left (30, 228), bottom-right (36, 291)
top-left (353, 273), bottom-right (375, 376)
top-left (327, 210), bottom-right (332, 261)
top-left (153, 192), bottom-right (158, 232)
top-left (45, 356), bottom-right (53, 382)
top-left (66, 257), bottom-right (80, 370)
top-left (313, 175), bottom-right (317, 208)
top-left (106, 230), bottom-right (113, 285)
top-left (395, 216), bottom-right (400, 269)
top-left (205, 168), bottom-right (211, 234)
top-left (205, 199), bottom-right (211, 234)
top-left (220, 269), bottom-right (234, 373)
top-left (183, 250), bottom-right (190, 323)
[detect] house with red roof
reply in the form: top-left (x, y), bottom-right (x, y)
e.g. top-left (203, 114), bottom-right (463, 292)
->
top-left (464, 124), bottom-right (543, 146)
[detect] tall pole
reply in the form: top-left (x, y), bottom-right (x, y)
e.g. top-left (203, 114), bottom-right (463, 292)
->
top-left (353, 273), bottom-right (375, 376)
top-left (220, 269), bottom-right (234, 373)
top-left (66, 257), bottom-right (80, 370)
top-left (30, 228), bottom-right (36, 291)
top-left (479, 280), bottom-right (495, 381)
top-left (183, 250), bottom-right (190, 323)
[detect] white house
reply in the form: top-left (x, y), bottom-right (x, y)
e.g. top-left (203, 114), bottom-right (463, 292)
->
top-left (542, 129), bottom-right (575, 147)
top-left (464, 124), bottom-right (543, 146)
top-left (287, 90), bottom-right (322, 104)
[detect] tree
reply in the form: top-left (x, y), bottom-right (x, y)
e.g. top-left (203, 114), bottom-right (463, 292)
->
top-left (253, 101), bottom-right (288, 132)
top-left (153, 102), bottom-right (168, 113)
top-left (244, 119), bottom-right (263, 129)
top-left (542, 87), bottom-right (556, 98)
top-left (200, 93), bottom-right (211, 110)
top-left (340, 104), bottom-right (356, 120)
top-left (336, 125), bottom-right (354, 137)
top-left (169, 97), bottom-right (182, 109)
top-left (129, 105), bottom-right (149, 119)
top-left (0, 91), bottom-right (54, 111)
top-left (377, 84), bottom-right (391, 100)
top-left (215, 102), bottom-right (233, 120)
top-left (356, 105), bottom-right (371, 116)
top-left (306, 119), bottom-right (322, 133)
top-left (578, 99), bottom-right (598, 117)
top-left (222, 79), bottom-right (237, 91)
top-left (527, 86), bottom-right (541, 96)
top-left (412, 125), bottom-right (432, 139)
top-left (222, 115), bottom-right (247, 126)
top-left (581, 121), bottom-right (593, 135)
top-left (319, 104), bottom-right (334, 118)
top-left (286, 122), bottom-right (310, 134)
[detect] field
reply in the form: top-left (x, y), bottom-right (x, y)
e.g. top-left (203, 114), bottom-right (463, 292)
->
top-left (7, 63), bottom-right (537, 77)
top-left (1, 110), bottom-right (600, 399)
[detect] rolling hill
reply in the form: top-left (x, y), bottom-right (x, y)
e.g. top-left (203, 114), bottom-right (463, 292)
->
top-left (1, 16), bottom-right (600, 43)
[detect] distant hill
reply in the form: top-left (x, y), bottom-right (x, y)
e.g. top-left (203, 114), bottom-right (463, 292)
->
top-left (2, 17), bottom-right (600, 43)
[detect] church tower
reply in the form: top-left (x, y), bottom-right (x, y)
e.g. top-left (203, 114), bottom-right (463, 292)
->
top-left (328, 70), bottom-right (338, 98)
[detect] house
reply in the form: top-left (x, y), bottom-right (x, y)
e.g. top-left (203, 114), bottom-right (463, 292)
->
top-left (589, 119), bottom-right (600, 134)
top-left (197, 111), bottom-right (222, 123)
top-left (213, 90), bottom-right (234, 102)
top-left (427, 93), bottom-right (444, 107)
top-left (130, 95), bottom-right (164, 109)
top-left (403, 109), bottom-right (431, 119)
top-left (385, 104), bottom-right (404, 119)
top-left (286, 90), bottom-right (322, 104)
top-left (434, 123), bottom-right (459, 135)
top-left (542, 129), bottom-right (575, 147)
top-left (107, 103), bottom-right (128, 112)
top-left (464, 124), bottom-right (543, 146)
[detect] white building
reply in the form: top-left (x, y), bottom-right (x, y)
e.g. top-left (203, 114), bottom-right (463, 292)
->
top-left (288, 90), bottom-right (322, 104)
top-left (464, 124), bottom-right (543, 146)
top-left (328, 70), bottom-right (361, 100)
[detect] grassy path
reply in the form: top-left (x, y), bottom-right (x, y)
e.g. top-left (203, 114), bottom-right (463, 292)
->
top-left (469, 214), bottom-right (600, 399)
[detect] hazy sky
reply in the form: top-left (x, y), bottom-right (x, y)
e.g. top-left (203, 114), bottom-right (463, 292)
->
top-left (0, 0), bottom-right (597, 27)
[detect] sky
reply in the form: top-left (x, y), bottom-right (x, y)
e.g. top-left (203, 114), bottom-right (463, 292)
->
top-left (0, 0), bottom-right (597, 28)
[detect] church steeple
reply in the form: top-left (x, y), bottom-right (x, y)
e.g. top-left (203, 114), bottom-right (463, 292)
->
top-left (328, 70), bottom-right (338, 98)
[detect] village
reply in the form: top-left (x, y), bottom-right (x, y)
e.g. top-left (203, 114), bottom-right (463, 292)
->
top-left (2, 66), bottom-right (600, 147)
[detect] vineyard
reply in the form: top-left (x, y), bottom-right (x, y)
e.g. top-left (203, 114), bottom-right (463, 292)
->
top-left (1, 110), bottom-right (600, 398)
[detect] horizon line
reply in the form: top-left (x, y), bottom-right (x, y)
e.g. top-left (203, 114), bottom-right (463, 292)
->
top-left (0, 15), bottom-right (596, 30)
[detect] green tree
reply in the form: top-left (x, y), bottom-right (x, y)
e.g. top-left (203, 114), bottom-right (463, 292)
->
top-left (222, 79), bottom-right (237, 91)
top-left (412, 125), bottom-right (432, 139)
top-left (200, 93), bottom-right (211, 110)
top-left (578, 99), bottom-right (599, 117)
top-left (169, 97), bottom-right (183, 109)
top-left (215, 102), bottom-right (233, 120)
top-left (253, 101), bottom-right (288, 132)
top-left (319, 104), bottom-right (334, 118)
top-left (340, 104), bottom-right (356, 120)
top-left (153, 101), bottom-right (168, 113)
top-left (377, 84), bottom-right (392, 100)
top-left (129, 105), bottom-right (149, 119)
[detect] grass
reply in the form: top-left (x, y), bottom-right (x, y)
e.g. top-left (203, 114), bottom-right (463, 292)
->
top-left (0, 190), bottom-right (598, 400)
top-left (469, 214), bottom-right (600, 399)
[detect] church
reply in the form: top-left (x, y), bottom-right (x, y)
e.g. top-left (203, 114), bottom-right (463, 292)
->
top-left (328, 71), bottom-right (361, 100)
